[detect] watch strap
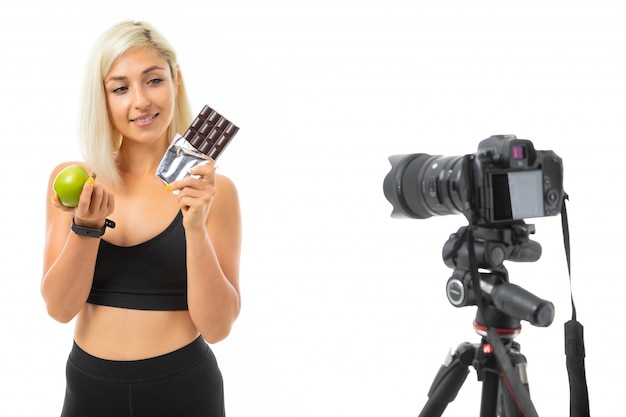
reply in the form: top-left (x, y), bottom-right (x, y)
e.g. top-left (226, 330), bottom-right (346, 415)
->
top-left (71, 218), bottom-right (116, 238)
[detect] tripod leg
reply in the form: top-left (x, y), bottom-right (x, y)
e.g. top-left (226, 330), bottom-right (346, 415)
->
top-left (479, 366), bottom-right (501, 417)
top-left (499, 348), bottom-right (530, 417)
top-left (418, 343), bottom-right (476, 417)
top-left (486, 328), bottom-right (538, 417)
top-left (475, 339), bottom-right (531, 417)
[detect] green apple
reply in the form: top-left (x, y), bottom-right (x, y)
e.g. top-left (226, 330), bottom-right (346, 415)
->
top-left (53, 165), bottom-right (90, 207)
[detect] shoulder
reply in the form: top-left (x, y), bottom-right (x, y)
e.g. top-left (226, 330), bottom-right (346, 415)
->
top-left (212, 173), bottom-right (241, 218)
top-left (216, 173), bottom-right (237, 192)
top-left (215, 173), bottom-right (239, 203)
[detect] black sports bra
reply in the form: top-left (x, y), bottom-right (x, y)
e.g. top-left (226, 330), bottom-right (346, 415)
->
top-left (87, 211), bottom-right (188, 311)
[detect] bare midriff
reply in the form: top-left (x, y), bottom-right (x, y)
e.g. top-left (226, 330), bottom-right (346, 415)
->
top-left (74, 304), bottom-right (199, 360)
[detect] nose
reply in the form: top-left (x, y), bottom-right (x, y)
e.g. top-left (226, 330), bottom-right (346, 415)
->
top-left (132, 85), bottom-right (151, 109)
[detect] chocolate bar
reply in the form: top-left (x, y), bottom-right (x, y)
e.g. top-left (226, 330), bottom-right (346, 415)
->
top-left (183, 105), bottom-right (239, 159)
top-left (155, 104), bottom-right (239, 190)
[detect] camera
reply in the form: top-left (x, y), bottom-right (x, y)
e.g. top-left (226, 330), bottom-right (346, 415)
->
top-left (383, 135), bottom-right (564, 225)
top-left (383, 136), bottom-right (569, 415)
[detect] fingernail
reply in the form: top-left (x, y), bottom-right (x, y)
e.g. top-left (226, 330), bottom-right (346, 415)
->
top-left (87, 176), bottom-right (95, 185)
top-left (165, 184), bottom-right (172, 191)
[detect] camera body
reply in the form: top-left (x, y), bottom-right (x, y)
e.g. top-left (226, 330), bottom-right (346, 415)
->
top-left (383, 135), bottom-right (564, 225)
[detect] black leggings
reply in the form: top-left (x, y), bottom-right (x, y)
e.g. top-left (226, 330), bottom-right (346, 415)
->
top-left (60, 336), bottom-right (225, 417)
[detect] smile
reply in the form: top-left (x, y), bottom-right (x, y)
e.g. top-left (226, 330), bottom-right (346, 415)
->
top-left (131, 114), bottom-right (158, 123)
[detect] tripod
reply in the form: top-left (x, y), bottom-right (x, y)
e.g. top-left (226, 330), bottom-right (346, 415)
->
top-left (418, 223), bottom-right (554, 417)
top-left (419, 307), bottom-right (536, 417)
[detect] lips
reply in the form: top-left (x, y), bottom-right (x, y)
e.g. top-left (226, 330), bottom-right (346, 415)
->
top-left (131, 113), bottom-right (158, 123)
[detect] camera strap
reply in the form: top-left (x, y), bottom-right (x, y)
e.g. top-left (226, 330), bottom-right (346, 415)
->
top-left (560, 196), bottom-right (591, 417)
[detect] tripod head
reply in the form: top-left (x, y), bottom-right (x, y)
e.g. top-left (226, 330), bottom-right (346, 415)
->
top-left (443, 221), bottom-right (555, 333)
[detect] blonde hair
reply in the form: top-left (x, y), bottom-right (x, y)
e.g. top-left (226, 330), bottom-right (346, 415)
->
top-left (79, 21), bottom-right (192, 186)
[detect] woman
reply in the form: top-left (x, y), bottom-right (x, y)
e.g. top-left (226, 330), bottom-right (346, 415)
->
top-left (41, 20), bottom-right (241, 416)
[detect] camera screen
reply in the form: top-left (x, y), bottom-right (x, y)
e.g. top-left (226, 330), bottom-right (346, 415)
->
top-left (491, 170), bottom-right (544, 221)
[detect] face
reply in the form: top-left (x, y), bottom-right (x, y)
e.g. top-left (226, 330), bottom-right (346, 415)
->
top-left (104, 47), bottom-right (178, 146)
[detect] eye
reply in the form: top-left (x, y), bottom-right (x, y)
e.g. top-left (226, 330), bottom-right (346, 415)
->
top-left (148, 78), bottom-right (163, 86)
top-left (112, 86), bottom-right (128, 94)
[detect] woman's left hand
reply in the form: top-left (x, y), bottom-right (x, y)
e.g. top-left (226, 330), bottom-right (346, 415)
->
top-left (167, 160), bottom-right (217, 229)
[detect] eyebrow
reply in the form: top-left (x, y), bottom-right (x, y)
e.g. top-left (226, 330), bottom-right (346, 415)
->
top-left (105, 65), bottom-right (167, 84)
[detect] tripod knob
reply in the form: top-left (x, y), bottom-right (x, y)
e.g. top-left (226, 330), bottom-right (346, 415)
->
top-left (447, 277), bottom-right (469, 307)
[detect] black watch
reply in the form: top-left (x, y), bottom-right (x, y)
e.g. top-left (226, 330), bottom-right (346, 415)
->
top-left (71, 218), bottom-right (116, 238)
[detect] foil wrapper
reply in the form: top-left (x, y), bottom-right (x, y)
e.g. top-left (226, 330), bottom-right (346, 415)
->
top-left (156, 104), bottom-right (239, 195)
top-left (156, 134), bottom-right (214, 194)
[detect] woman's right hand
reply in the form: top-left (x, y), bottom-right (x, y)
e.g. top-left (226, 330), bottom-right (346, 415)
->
top-left (50, 168), bottom-right (115, 228)
top-left (72, 177), bottom-right (115, 228)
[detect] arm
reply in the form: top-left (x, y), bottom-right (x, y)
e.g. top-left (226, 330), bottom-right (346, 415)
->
top-left (41, 162), bottom-right (115, 323)
top-left (169, 164), bottom-right (242, 343)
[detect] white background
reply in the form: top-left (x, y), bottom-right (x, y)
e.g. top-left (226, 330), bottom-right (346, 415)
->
top-left (1, 0), bottom-right (623, 415)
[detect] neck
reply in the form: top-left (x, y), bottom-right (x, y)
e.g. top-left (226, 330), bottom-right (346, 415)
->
top-left (117, 137), bottom-right (170, 177)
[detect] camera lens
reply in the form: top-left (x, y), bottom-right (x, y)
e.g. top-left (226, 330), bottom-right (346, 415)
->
top-left (383, 153), bottom-right (466, 219)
